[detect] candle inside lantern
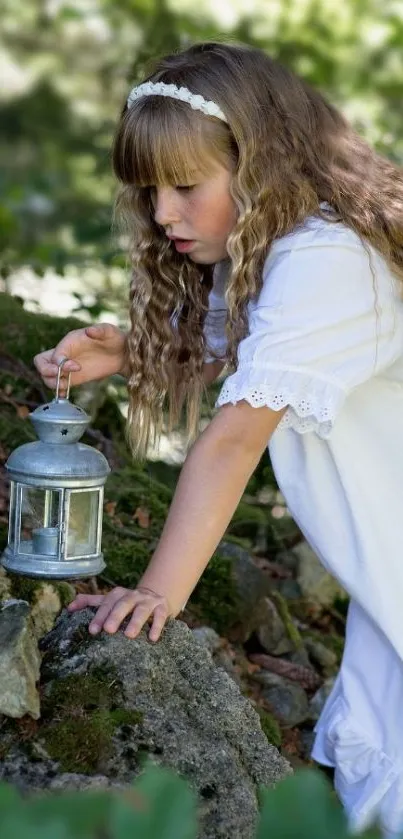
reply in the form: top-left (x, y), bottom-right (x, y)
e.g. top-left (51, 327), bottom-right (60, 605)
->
top-left (32, 527), bottom-right (76, 556)
top-left (32, 527), bottom-right (58, 555)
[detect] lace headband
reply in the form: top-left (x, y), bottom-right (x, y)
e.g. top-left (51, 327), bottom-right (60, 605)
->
top-left (126, 81), bottom-right (228, 124)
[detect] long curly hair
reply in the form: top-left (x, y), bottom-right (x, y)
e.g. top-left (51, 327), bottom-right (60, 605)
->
top-left (112, 41), bottom-right (403, 458)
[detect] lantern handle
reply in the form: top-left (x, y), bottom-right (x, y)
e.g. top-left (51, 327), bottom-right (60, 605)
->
top-left (55, 357), bottom-right (71, 401)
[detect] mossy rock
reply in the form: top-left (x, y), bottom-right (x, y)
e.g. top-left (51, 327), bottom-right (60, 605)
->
top-left (2, 664), bottom-right (144, 774)
top-left (3, 571), bottom-right (74, 609)
top-left (40, 666), bottom-right (144, 773)
top-left (301, 628), bottom-right (344, 666)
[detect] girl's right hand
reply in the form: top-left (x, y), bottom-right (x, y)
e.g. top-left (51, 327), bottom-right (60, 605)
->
top-left (67, 586), bottom-right (172, 642)
top-left (33, 323), bottom-right (127, 395)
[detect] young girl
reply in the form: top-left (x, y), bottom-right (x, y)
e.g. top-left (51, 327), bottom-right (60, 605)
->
top-left (34, 41), bottom-right (403, 836)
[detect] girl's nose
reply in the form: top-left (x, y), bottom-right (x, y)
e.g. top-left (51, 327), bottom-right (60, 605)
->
top-left (153, 187), bottom-right (181, 227)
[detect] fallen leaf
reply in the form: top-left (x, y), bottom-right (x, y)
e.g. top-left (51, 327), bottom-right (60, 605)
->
top-left (133, 506), bottom-right (150, 528)
top-left (16, 405), bottom-right (30, 419)
top-left (104, 500), bottom-right (117, 517)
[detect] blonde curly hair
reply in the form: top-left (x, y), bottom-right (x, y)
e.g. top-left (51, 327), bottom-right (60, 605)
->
top-left (112, 41), bottom-right (403, 459)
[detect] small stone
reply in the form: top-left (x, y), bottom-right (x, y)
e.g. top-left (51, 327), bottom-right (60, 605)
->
top-left (192, 626), bottom-right (221, 655)
top-left (304, 638), bottom-right (338, 672)
top-left (309, 677), bottom-right (336, 722)
top-left (295, 541), bottom-right (346, 609)
top-left (254, 671), bottom-right (310, 727)
top-left (274, 579), bottom-right (303, 600)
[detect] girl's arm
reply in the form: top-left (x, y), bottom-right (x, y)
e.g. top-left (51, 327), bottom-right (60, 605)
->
top-left (77, 399), bottom-right (286, 640)
top-left (136, 400), bottom-right (286, 616)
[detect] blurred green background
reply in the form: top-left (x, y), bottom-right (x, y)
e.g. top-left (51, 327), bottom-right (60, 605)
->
top-left (1, 0), bottom-right (402, 326)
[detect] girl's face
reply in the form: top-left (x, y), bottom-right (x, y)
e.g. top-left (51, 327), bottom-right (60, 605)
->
top-left (151, 164), bottom-right (237, 264)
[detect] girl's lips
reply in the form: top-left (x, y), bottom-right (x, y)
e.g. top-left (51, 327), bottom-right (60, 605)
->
top-left (172, 238), bottom-right (195, 253)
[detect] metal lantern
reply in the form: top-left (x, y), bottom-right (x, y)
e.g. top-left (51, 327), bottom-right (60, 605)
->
top-left (1, 359), bottom-right (111, 579)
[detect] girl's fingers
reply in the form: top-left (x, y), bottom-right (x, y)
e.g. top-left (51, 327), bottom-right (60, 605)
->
top-left (34, 353), bottom-right (81, 390)
top-left (66, 588), bottom-right (168, 642)
top-left (89, 589), bottom-right (139, 634)
top-left (123, 602), bottom-right (158, 639)
top-left (67, 593), bottom-right (106, 611)
top-left (85, 323), bottom-right (110, 340)
top-left (148, 604), bottom-right (170, 642)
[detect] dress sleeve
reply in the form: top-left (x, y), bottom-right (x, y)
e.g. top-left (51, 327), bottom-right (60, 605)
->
top-left (203, 262), bottom-right (228, 363)
top-left (216, 232), bottom-right (403, 437)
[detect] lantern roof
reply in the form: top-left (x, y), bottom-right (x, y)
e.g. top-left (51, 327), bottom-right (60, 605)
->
top-left (6, 440), bottom-right (110, 480)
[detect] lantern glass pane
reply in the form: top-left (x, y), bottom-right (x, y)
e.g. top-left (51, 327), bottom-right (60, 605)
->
top-left (19, 487), bottom-right (61, 556)
top-left (66, 490), bottom-right (99, 557)
top-left (7, 482), bottom-right (16, 547)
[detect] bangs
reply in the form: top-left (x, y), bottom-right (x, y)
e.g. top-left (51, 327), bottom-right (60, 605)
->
top-left (115, 97), bottom-right (229, 187)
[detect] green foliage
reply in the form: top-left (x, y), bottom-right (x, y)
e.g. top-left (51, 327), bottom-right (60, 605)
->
top-left (1, 0), bottom-right (402, 303)
top-left (257, 709), bottom-right (282, 748)
top-left (257, 771), bottom-right (358, 839)
top-left (270, 590), bottom-right (303, 650)
top-left (0, 765), bottom-right (386, 838)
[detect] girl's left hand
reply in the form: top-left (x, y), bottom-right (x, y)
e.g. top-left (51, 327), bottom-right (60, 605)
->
top-left (66, 585), bottom-right (172, 642)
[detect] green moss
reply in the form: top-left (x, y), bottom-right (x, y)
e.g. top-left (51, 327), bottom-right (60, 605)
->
top-left (190, 552), bottom-right (240, 635)
top-left (270, 590), bottom-right (303, 651)
top-left (43, 710), bottom-right (139, 773)
top-left (7, 574), bottom-right (43, 604)
top-left (332, 594), bottom-right (350, 617)
top-left (100, 462), bottom-right (174, 586)
top-left (110, 708), bottom-right (143, 726)
top-left (0, 293), bottom-right (87, 370)
top-left (4, 573), bottom-right (74, 609)
top-left (41, 668), bottom-right (144, 774)
top-left (102, 534), bottom-right (151, 588)
top-left (42, 668), bottom-right (121, 715)
top-left (258, 709), bottom-right (282, 748)
top-left (55, 581), bottom-right (76, 608)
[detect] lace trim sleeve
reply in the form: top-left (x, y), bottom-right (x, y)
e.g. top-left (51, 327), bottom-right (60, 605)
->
top-left (216, 363), bottom-right (347, 437)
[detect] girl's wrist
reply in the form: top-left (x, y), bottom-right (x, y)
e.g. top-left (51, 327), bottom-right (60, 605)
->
top-left (136, 582), bottom-right (175, 615)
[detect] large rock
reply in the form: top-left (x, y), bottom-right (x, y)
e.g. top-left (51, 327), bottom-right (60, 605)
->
top-left (0, 600), bottom-right (41, 719)
top-left (0, 608), bottom-right (291, 839)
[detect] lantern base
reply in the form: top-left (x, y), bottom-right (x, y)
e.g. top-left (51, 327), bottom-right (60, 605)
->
top-left (1, 545), bottom-right (106, 580)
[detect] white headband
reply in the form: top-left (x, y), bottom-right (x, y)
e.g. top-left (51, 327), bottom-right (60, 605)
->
top-left (126, 81), bottom-right (228, 124)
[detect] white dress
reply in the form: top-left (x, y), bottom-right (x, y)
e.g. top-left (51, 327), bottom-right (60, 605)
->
top-left (204, 206), bottom-right (403, 836)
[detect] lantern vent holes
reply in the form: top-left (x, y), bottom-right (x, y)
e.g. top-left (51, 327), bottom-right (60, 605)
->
top-left (43, 406), bottom-right (50, 411)
top-left (61, 429), bottom-right (68, 436)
